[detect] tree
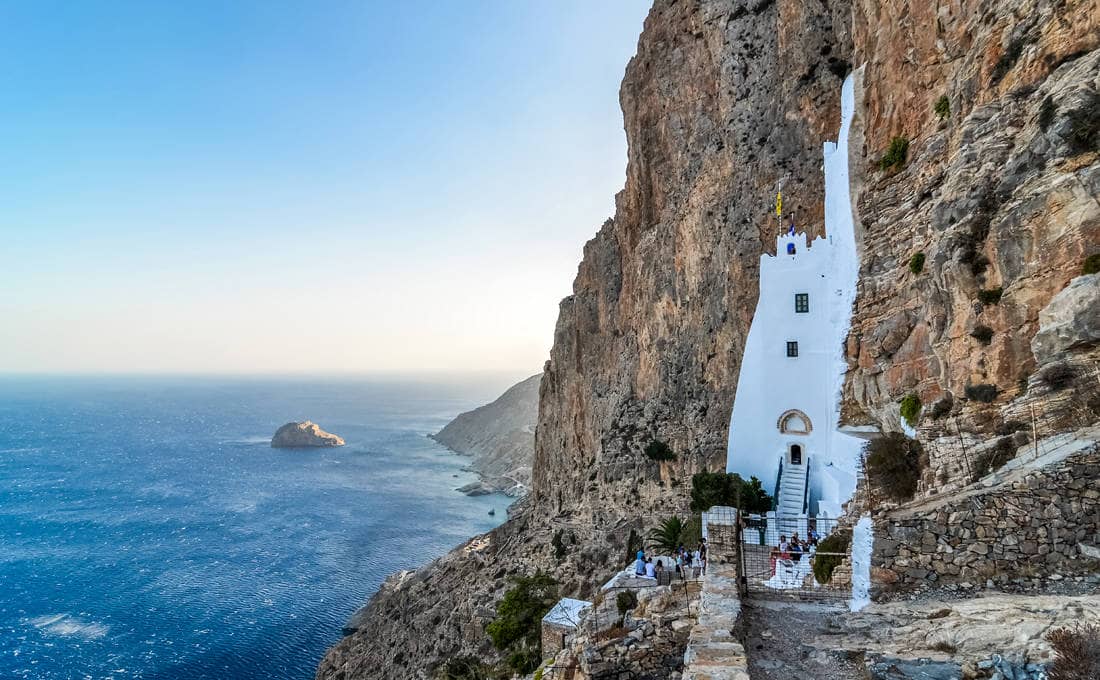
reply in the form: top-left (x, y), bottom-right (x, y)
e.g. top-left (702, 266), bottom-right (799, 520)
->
top-left (436, 657), bottom-right (492, 680)
top-left (648, 517), bottom-right (685, 553)
top-left (485, 572), bottom-right (559, 674)
top-left (689, 471), bottom-right (772, 513)
top-left (864, 433), bottom-right (925, 502)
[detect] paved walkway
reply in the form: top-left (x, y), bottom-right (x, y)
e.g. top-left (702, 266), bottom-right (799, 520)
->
top-left (682, 564), bottom-right (750, 680)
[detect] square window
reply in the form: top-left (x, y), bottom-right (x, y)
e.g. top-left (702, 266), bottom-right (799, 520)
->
top-left (786, 341), bottom-right (799, 357)
top-left (795, 293), bottom-right (809, 313)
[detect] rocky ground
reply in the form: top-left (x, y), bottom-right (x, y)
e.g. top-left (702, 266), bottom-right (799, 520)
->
top-left (740, 601), bottom-right (866, 680)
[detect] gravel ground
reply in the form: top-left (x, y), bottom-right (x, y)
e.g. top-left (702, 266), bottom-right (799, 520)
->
top-left (740, 600), bottom-right (867, 680)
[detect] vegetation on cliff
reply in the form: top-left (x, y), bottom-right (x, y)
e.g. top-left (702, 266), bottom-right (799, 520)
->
top-left (864, 433), bottom-right (924, 502)
top-left (485, 573), bottom-right (559, 674)
top-left (689, 471), bottom-right (772, 514)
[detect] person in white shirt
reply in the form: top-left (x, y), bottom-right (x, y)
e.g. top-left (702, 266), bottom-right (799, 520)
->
top-left (644, 557), bottom-right (656, 578)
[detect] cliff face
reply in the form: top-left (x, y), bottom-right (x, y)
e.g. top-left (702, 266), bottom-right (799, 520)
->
top-left (431, 374), bottom-right (540, 496)
top-left (317, 2), bottom-right (852, 677)
top-left (841, 0), bottom-right (1100, 494)
top-left (316, 0), bottom-right (1099, 677)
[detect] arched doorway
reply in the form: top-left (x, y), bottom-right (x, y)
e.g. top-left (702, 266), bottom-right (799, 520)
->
top-left (789, 444), bottom-right (803, 465)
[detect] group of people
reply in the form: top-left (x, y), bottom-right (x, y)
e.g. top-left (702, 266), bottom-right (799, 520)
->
top-left (633, 538), bottom-right (708, 581)
top-left (769, 530), bottom-right (819, 574)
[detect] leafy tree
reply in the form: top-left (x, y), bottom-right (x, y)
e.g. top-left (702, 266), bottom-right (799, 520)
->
top-left (689, 471), bottom-right (772, 514)
top-left (908, 252), bottom-right (925, 274)
top-left (812, 531), bottom-right (851, 584)
top-left (485, 572), bottom-right (558, 674)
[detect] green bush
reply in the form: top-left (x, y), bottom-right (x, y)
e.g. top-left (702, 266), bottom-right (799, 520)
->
top-left (880, 136), bottom-right (910, 171)
top-left (909, 252), bottom-right (926, 274)
top-left (970, 325), bottom-right (994, 345)
top-left (929, 394), bottom-right (953, 419)
top-left (1067, 92), bottom-right (1100, 155)
top-left (616, 590), bottom-right (638, 626)
top-left (934, 95), bottom-right (950, 120)
top-left (864, 433), bottom-right (925, 502)
top-left (899, 394), bottom-right (921, 427)
top-left (689, 471), bottom-right (772, 513)
top-left (977, 287), bottom-right (1003, 304)
top-left (812, 531), bottom-right (851, 584)
top-left (485, 573), bottom-right (559, 674)
top-left (551, 530), bottom-right (567, 559)
top-left (1039, 96), bottom-right (1057, 132)
top-left (436, 656), bottom-right (493, 680)
top-left (1040, 362), bottom-right (1075, 391)
top-left (644, 440), bottom-right (676, 461)
top-left (1083, 253), bottom-right (1100, 275)
top-left (965, 383), bottom-right (999, 403)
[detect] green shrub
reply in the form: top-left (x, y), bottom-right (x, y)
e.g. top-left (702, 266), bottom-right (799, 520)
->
top-left (970, 325), bottom-right (994, 345)
top-left (644, 440), bottom-right (676, 461)
top-left (977, 287), bottom-right (1003, 304)
top-left (1067, 92), bottom-right (1100, 155)
top-left (929, 394), bottom-right (953, 419)
top-left (1083, 253), bottom-right (1100, 275)
top-left (864, 433), bottom-right (925, 502)
top-left (991, 36), bottom-right (1025, 84)
top-left (551, 530), bottom-right (567, 559)
top-left (486, 573), bottom-right (559, 674)
top-left (436, 656), bottom-right (493, 680)
top-left (965, 383), bottom-right (999, 403)
top-left (1039, 96), bottom-right (1057, 132)
top-left (880, 136), bottom-right (910, 171)
top-left (1040, 362), bottom-right (1075, 391)
top-left (689, 471), bottom-right (772, 513)
top-left (899, 394), bottom-right (921, 427)
top-left (909, 252), bottom-right (926, 274)
top-left (615, 590), bottom-right (638, 626)
top-left (1047, 622), bottom-right (1100, 680)
top-left (972, 436), bottom-right (1019, 482)
top-left (812, 531), bottom-right (851, 584)
top-left (934, 95), bottom-right (950, 120)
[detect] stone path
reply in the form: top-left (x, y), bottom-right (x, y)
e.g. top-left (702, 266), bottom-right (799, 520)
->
top-left (681, 565), bottom-right (750, 680)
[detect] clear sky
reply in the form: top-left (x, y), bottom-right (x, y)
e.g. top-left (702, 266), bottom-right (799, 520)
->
top-left (0, 1), bottom-right (651, 375)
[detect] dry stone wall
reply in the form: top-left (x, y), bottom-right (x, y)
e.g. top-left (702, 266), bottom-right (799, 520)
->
top-left (874, 443), bottom-right (1100, 587)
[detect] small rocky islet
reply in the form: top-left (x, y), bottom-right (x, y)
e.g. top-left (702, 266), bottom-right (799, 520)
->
top-left (270, 421), bottom-right (345, 448)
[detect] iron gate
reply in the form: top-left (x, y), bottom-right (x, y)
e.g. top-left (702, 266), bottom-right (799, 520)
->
top-left (738, 515), bottom-right (849, 600)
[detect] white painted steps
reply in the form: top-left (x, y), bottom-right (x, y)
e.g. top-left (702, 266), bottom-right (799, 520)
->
top-left (776, 461), bottom-right (807, 515)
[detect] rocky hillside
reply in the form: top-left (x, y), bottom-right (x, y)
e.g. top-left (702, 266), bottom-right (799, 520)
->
top-left (431, 374), bottom-right (540, 497)
top-left (316, 0), bottom-right (1098, 677)
top-left (841, 0), bottom-right (1100, 497)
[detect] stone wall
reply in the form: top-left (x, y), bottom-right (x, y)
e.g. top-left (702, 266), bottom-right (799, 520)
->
top-left (873, 439), bottom-right (1100, 587)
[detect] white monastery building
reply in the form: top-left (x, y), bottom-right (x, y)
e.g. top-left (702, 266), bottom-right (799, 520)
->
top-left (726, 74), bottom-right (863, 521)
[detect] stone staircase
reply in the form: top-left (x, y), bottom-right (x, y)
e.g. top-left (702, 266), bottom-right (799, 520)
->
top-left (681, 565), bottom-right (749, 680)
top-left (776, 460), bottom-right (808, 515)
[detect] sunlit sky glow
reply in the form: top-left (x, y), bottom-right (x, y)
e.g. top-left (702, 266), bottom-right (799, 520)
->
top-left (0, 1), bottom-right (650, 375)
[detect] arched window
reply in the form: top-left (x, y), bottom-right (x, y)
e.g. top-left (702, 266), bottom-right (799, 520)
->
top-left (777, 409), bottom-right (812, 435)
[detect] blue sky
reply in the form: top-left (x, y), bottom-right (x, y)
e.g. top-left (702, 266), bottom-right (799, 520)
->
top-left (0, 1), bottom-right (650, 375)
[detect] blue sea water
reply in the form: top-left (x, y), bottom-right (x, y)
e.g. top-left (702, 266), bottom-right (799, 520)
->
top-left (0, 376), bottom-right (516, 680)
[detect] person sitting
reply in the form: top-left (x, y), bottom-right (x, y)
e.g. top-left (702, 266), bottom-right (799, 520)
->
top-left (789, 535), bottom-right (804, 563)
top-left (634, 554), bottom-right (646, 576)
top-left (645, 557), bottom-right (656, 578)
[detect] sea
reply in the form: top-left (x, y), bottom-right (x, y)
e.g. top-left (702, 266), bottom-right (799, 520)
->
top-left (0, 375), bottom-right (517, 680)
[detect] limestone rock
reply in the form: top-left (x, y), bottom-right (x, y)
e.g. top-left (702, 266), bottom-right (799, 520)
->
top-left (270, 421), bottom-right (344, 448)
top-left (1031, 274), bottom-right (1100, 363)
top-left (431, 374), bottom-right (539, 497)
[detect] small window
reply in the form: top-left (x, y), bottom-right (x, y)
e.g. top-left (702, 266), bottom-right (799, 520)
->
top-left (795, 293), bottom-right (809, 313)
top-left (786, 341), bottom-right (799, 357)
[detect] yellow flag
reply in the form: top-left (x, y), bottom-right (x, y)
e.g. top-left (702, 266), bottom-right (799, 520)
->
top-left (776, 191), bottom-right (782, 217)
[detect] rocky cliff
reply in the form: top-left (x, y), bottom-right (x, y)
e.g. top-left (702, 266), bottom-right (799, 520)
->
top-left (316, 0), bottom-right (1099, 677)
top-left (841, 0), bottom-right (1100, 498)
top-left (271, 421), bottom-right (345, 448)
top-left (431, 374), bottom-right (540, 497)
